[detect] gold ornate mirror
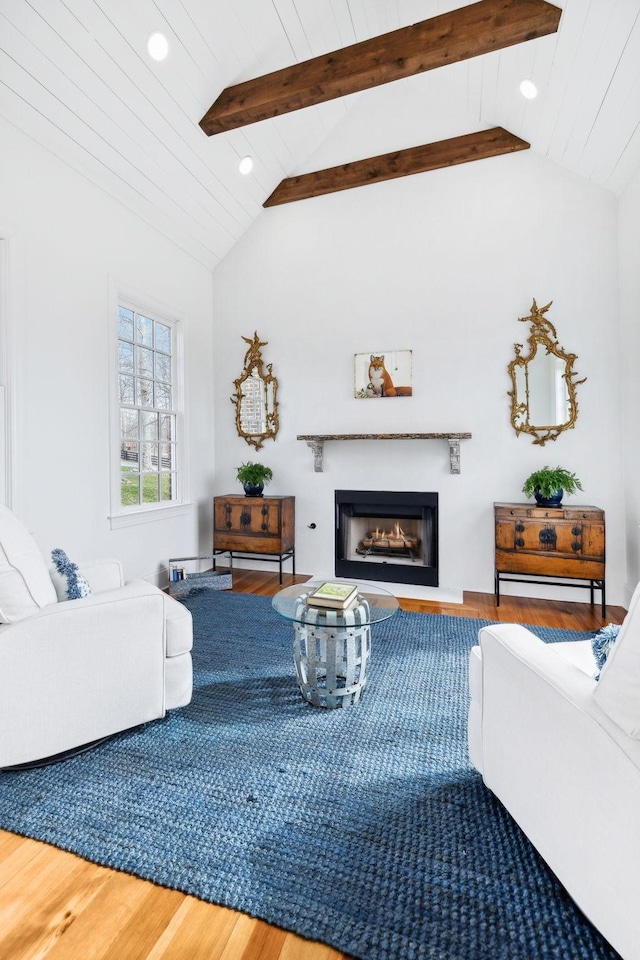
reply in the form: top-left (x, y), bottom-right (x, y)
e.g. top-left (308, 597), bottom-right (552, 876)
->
top-left (508, 300), bottom-right (586, 446)
top-left (231, 332), bottom-right (279, 450)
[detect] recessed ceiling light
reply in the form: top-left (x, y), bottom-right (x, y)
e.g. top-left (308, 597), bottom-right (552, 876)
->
top-left (238, 156), bottom-right (254, 175)
top-left (147, 32), bottom-right (169, 62)
top-left (519, 79), bottom-right (538, 100)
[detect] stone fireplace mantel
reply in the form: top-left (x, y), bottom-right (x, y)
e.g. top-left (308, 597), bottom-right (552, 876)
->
top-left (297, 433), bottom-right (472, 474)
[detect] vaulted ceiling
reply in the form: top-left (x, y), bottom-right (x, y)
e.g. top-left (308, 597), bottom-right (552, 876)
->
top-left (1, 1), bottom-right (639, 271)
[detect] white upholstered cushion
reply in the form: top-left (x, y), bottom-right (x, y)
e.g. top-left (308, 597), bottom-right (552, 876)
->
top-left (594, 580), bottom-right (640, 737)
top-left (164, 593), bottom-right (193, 658)
top-left (550, 639), bottom-right (598, 678)
top-left (0, 505), bottom-right (57, 623)
top-left (165, 654), bottom-right (193, 709)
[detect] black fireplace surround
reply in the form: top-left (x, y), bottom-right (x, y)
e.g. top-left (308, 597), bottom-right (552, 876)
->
top-left (335, 490), bottom-right (438, 587)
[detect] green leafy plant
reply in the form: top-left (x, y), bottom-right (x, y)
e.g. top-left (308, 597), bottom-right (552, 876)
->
top-left (522, 465), bottom-right (583, 499)
top-left (235, 462), bottom-right (273, 486)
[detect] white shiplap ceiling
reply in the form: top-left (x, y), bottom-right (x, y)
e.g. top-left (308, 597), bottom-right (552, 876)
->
top-left (1, 0), bottom-right (640, 270)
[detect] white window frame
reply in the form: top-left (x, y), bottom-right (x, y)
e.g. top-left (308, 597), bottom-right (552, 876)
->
top-left (108, 284), bottom-right (190, 529)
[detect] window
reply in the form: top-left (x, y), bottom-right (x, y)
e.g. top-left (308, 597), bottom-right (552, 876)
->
top-left (116, 303), bottom-right (179, 510)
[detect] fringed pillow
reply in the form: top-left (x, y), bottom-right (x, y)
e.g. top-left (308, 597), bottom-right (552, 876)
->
top-left (51, 548), bottom-right (92, 600)
top-left (592, 623), bottom-right (621, 679)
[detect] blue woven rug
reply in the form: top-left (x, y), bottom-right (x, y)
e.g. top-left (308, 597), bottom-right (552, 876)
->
top-left (0, 592), bottom-right (620, 960)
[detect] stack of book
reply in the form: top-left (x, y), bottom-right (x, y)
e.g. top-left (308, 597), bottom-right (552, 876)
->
top-left (306, 581), bottom-right (359, 610)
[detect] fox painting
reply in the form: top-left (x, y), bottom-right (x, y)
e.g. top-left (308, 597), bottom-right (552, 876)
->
top-left (360, 353), bottom-right (412, 398)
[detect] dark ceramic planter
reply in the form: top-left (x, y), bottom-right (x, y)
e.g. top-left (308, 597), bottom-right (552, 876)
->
top-left (534, 488), bottom-right (563, 507)
top-left (243, 482), bottom-right (264, 497)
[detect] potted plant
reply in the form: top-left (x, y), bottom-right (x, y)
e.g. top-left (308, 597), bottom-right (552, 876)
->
top-left (236, 461), bottom-right (273, 497)
top-left (522, 465), bottom-right (583, 507)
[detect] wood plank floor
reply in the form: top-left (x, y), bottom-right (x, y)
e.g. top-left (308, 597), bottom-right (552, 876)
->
top-left (0, 570), bottom-right (626, 960)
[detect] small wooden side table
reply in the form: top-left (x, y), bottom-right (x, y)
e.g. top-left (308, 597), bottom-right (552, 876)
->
top-left (494, 502), bottom-right (606, 616)
top-left (213, 494), bottom-right (295, 584)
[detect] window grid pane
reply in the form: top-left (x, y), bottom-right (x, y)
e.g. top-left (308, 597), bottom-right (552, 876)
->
top-left (160, 443), bottom-right (174, 471)
top-left (155, 382), bottom-right (172, 410)
top-left (155, 323), bottom-right (171, 353)
top-left (142, 411), bottom-right (158, 440)
top-left (160, 414), bottom-right (174, 441)
top-left (119, 307), bottom-right (177, 508)
top-left (118, 340), bottom-right (134, 373)
top-left (136, 378), bottom-right (154, 407)
top-left (121, 471), bottom-right (140, 506)
top-left (136, 315), bottom-right (154, 346)
top-left (137, 346), bottom-right (154, 378)
top-left (155, 352), bottom-right (171, 383)
top-left (161, 473), bottom-right (175, 501)
top-left (119, 375), bottom-right (135, 405)
top-left (142, 475), bottom-right (160, 504)
top-left (118, 307), bottom-right (134, 342)
top-left (121, 409), bottom-right (138, 440)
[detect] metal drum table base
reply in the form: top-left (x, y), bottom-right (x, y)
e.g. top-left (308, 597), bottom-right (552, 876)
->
top-left (293, 599), bottom-right (371, 708)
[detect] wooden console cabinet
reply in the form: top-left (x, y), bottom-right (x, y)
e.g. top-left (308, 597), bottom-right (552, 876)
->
top-left (213, 495), bottom-right (295, 583)
top-left (494, 502), bottom-right (606, 616)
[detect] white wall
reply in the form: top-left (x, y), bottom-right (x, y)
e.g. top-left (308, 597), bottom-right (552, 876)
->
top-left (212, 141), bottom-right (626, 604)
top-left (0, 117), bottom-right (215, 581)
top-left (619, 166), bottom-right (640, 603)
top-left (2, 106), bottom-right (623, 603)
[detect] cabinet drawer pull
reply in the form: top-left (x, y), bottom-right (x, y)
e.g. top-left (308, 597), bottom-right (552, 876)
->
top-left (261, 523), bottom-right (268, 531)
top-left (225, 504), bottom-right (231, 514)
top-left (515, 523), bottom-right (524, 532)
top-left (539, 528), bottom-right (557, 545)
top-left (261, 506), bottom-right (268, 516)
top-left (225, 520), bottom-right (232, 529)
top-left (572, 542), bottom-right (582, 552)
top-left (515, 537), bottom-right (525, 547)
top-left (240, 512), bottom-right (251, 526)
top-left (572, 527), bottom-right (582, 536)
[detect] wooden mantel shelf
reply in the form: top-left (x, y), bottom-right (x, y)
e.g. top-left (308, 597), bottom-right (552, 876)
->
top-left (297, 433), bottom-right (472, 474)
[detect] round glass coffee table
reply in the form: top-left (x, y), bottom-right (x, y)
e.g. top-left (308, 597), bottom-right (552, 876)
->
top-left (272, 581), bottom-right (399, 708)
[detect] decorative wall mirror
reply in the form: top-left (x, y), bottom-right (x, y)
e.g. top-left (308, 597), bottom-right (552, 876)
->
top-left (231, 331), bottom-right (279, 450)
top-left (508, 299), bottom-right (586, 446)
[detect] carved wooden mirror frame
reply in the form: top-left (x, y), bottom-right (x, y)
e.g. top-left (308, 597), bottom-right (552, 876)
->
top-left (231, 331), bottom-right (279, 450)
top-left (508, 299), bottom-right (586, 446)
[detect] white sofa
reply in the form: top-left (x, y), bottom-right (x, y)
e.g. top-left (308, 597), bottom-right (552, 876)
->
top-left (468, 589), bottom-right (640, 960)
top-left (0, 507), bottom-right (193, 768)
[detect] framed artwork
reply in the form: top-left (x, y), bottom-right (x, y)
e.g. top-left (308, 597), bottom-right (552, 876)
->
top-left (354, 350), bottom-right (413, 399)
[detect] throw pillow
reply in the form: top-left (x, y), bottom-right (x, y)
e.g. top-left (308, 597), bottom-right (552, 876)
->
top-left (51, 548), bottom-right (92, 601)
top-left (592, 623), bottom-right (621, 679)
top-left (0, 505), bottom-right (58, 623)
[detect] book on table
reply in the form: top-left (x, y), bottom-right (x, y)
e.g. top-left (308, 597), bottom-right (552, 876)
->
top-left (307, 581), bottom-right (359, 609)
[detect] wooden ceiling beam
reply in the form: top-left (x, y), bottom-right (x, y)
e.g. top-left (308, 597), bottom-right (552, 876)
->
top-left (200, 0), bottom-right (561, 136)
top-left (262, 128), bottom-right (529, 206)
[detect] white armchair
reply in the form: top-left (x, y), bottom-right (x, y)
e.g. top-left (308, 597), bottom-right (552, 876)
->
top-left (0, 507), bottom-right (193, 769)
top-left (468, 591), bottom-right (640, 960)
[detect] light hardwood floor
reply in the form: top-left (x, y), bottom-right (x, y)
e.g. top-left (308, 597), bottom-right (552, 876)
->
top-left (0, 570), bottom-right (626, 960)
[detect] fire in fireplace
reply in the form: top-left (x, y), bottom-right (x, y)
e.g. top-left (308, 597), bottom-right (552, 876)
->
top-left (359, 522), bottom-right (419, 555)
top-left (335, 490), bottom-right (438, 587)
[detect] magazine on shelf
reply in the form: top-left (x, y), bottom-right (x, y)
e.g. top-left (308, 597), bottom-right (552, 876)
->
top-left (306, 581), bottom-right (359, 609)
